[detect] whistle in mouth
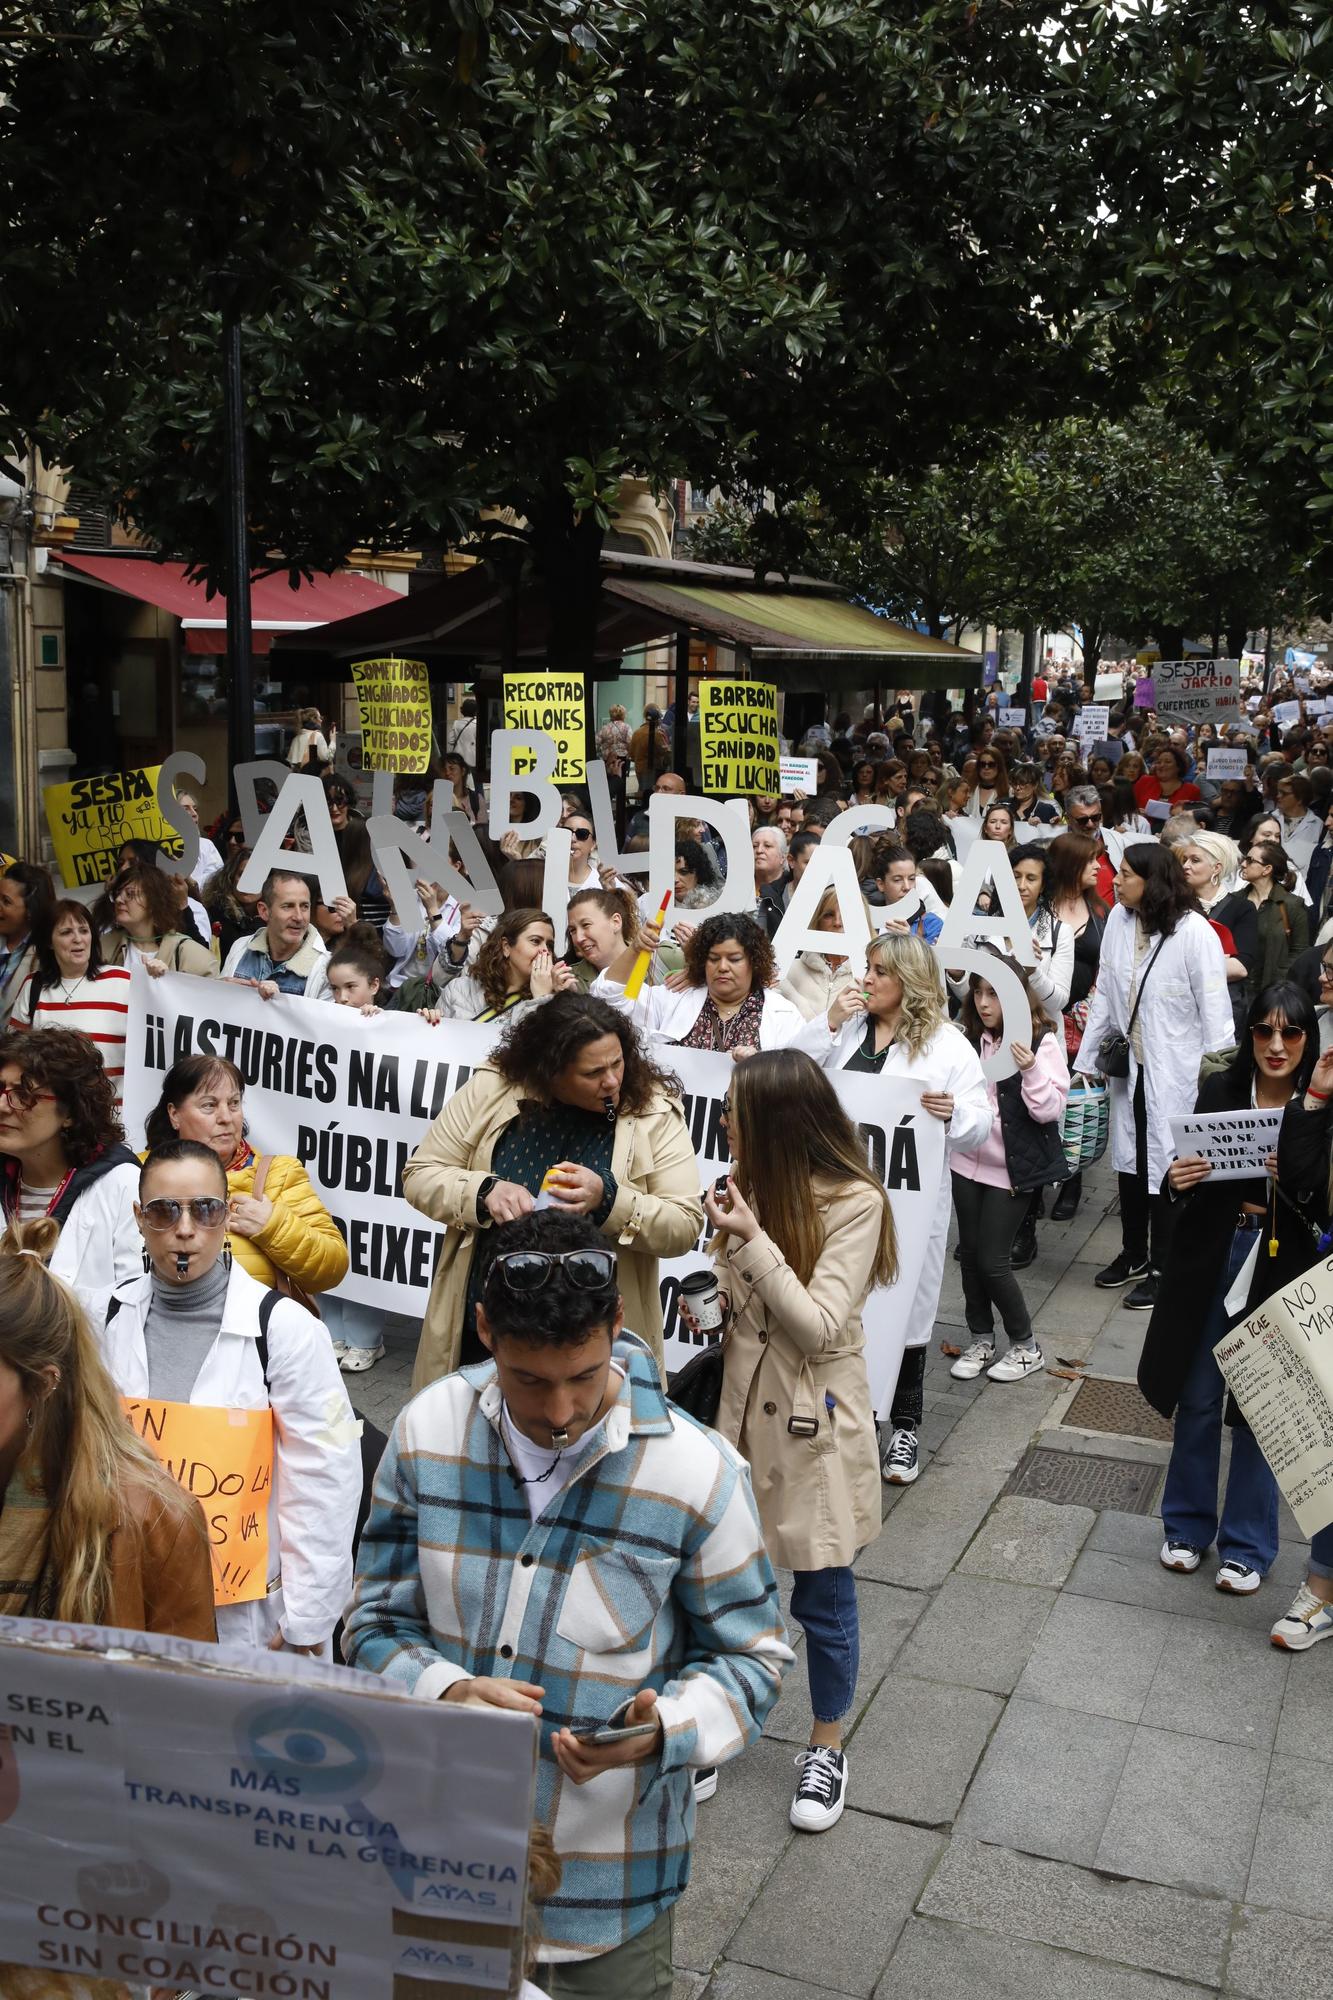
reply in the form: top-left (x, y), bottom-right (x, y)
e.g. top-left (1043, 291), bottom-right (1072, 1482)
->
top-left (549, 1428), bottom-right (571, 1449)
top-left (175, 1253), bottom-right (190, 1277)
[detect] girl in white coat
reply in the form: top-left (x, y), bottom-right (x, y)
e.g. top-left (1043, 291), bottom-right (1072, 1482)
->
top-left (1076, 843), bottom-right (1234, 1311)
top-left (796, 931), bottom-right (991, 1485)
top-left (94, 1139), bottom-right (362, 1656)
top-left (594, 911), bottom-right (806, 1053)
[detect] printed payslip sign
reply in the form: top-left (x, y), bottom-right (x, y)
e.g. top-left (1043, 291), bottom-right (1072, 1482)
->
top-left (1206, 747), bottom-right (1249, 780)
top-left (1168, 1107), bottom-right (1284, 1184)
top-left (122, 1397), bottom-right (273, 1605)
top-left (42, 766), bottom-right (182, 889)
top-left (998, 707), bottom-right (1027, 728)
top-left (349, 656), bottom-right (433, 774)
top-left (502, 671), bottom-right (586, 782)
top-left (699, 679), bottom-right (779, 796)
top-left (1215, 1256), bottom-right (1333, 1536)
top-left (1073, 705), bottom-right (1110, 741)
top-left (1149, 658), bottom-right (1243, 730)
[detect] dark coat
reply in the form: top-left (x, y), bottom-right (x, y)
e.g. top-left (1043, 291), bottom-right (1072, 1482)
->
top-left (994, 1030), bottom-right (1073, 1194)
top-left (1138, 1070), bottom-right (1326, 1420)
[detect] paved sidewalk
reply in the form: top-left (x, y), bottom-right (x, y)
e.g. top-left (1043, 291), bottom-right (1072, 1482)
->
top-left (351, 1166), bottom-right (1333, 1999)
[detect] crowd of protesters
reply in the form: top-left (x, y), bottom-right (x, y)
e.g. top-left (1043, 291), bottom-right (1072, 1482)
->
top-left (7, 663), bottom-right (1333, 1995)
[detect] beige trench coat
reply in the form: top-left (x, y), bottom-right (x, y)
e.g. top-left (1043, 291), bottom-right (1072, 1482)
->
top-left (402, 1064), bottom-right (705, 1389)
top-left (714, 1180), bottom-right (883, 1571)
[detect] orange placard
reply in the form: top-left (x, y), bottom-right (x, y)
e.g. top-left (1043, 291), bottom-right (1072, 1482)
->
top-left (122, 1398), bottom-right (274, 1606)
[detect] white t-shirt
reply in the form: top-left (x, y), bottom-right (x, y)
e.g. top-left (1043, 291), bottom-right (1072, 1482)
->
top-left (501, 1366), bottom-right (625, 1521)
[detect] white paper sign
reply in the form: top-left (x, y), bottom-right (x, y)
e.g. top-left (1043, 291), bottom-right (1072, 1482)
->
top-left (1169, 1106), bottom-right (1285, 1182)
top-left (0, 1618), bottom-right (537, 1997)
top-left (1074, 705), bottom-right (1110, 740)
top-left (1152, 658), bottom-right (1242, 729)
top-left (1215, 1256), bottom-right (1333, 1536)
top-left (1206, 748), bottom-right (1248, 780)
top-left (999, 707), bottom-right (1027, 728)
top-left (1273, 700), bottom-right (1302, 728)
top-left (779, 755), bottom-right (818, 795)
top-left (1145, 797), bottom-right (1172, 822)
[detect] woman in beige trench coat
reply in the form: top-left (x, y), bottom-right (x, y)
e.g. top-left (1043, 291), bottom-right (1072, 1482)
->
top-left (696, 1048), bottom-right (895, 1837)
top-left (403, 991), bottom-right (704, 1389)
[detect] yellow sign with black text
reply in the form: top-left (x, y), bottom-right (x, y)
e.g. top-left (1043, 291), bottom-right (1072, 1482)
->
top-left (42, 766), bottom-right (181, 889)
top-left (699, 679), bottom-right (779, 796)
top-left (503, 671), bottom-right (586, 782)
top-left (349, 655), bottom-right (433, 773)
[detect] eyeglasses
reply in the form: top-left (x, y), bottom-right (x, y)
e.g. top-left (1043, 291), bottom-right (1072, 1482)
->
top-left (226, 827), bottom-right (246, 844)
top-left (0, 1080), bottom-right (55, 1111)
top-left (1320, 960), bottom-right (1333, 979)
top-left (139, 1196), bottom-right (230, 1229)
top-left (493, 1248), bottom-right (618, 1294)
top-left (1241, 854), bottom-right (1269, 867)
top-left (569, 827), bottom-right (593, 843)
top-left (720, 1093), bottom-right (731, 1118)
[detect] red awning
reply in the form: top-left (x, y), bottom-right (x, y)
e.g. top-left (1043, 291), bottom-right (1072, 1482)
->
top-left (52, 552), bottom-right (400, 655)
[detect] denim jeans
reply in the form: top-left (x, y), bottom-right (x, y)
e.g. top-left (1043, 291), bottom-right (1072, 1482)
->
top-left (1161, 1224), bottom-right (1280, 1572)
top-left (951, 1174), bottom-right (1035, 1347)
top-left (322, 1295), bottom-right (393, 1351)
top-left (790, 1566), bottom-right (860, 1724)
top-left (1310, 1525), bottom-right (1333, 1581)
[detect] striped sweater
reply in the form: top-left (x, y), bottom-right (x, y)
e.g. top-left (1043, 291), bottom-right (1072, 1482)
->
top-left (344, 1333), bottom-right (792, 1960)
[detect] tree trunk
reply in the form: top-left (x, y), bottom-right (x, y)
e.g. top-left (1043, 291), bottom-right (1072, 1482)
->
top-left (1152, 623), bottom-right (1187, 661)
top-left (1224, 615), bottom-right (1249, 663)
top-left (531, 498), bottom-right (606, 673)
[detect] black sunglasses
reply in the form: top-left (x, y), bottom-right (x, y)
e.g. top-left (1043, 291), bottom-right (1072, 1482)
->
top-left (1069, 812), bottom-right (1102, 827)
top-left (569, 827), bottom-right (593, 843)
top-left (493, 1249), bottom-right (617, 1294)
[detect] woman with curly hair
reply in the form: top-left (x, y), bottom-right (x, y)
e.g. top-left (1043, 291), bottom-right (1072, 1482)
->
top-left (403, 991), bottom-right (705, 1383)
top-left (593, 910), bottom-right (806, 1053)
top-left (796, 932), bottom-right (991, 1486)
top-left (100, 860), bottom-right (216, 976)
top-left (0, 1027), bottom-right (142, 1294)
top-left (433, 907), bottom-right (574, 1024)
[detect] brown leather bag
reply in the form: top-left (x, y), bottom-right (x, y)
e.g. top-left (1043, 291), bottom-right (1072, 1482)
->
top-left (249, 1154), bottom-right (322, 1319)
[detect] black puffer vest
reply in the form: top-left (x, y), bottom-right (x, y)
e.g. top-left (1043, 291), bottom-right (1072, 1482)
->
top-left (993, 1029), bottom-right (1072, 1193)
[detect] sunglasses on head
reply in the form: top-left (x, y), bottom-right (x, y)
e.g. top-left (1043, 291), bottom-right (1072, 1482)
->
top-left (140, 1196), bottom-right (229, 1229)
top-left (1250, 1022), bottom-right (1305, 1047)
top-left (493, 1248), bottom-right (617, 1294)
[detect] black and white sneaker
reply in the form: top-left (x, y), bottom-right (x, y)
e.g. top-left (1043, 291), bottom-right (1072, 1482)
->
top-left (790, 1746), bottom-right (848, 1832)
top-left (1216, 1560), bottom-right (1262, 1595)
top-left (882, 1427), bottom-right (919, 1484)
top-left (692, 1766), bottom-right (718, 1802)
top-left (1094, 1253), bottom-right (1150, 1290)
top-left (1160, 1539), bottom-right (1203, 1573)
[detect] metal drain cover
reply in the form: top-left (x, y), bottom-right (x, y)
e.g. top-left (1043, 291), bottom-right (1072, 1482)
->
top-left (1006, 1446), bottom-right (1162, 1515)
top-left (1061, 1376), bottom-right (1174, 1444)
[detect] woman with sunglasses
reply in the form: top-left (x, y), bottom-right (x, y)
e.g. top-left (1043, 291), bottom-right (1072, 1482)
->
top-left (92, 1137), bottom-right (361, 1655)
top-left (1141, 984), bottom-right (1321, 1596)
top-left (966, 747), bottom-right (1009, 819)
top-left (695, 1049), bottom-right (895, 1832)
top-left (0, 1027), bottom-right (141, 1296)
top-left (1214, 838), bottom-right (1308, 1009)
top-left (144, 1053), bottom-right (350, 1308)
top-left (1010, 763), bottom-right (1059, 826)
top-left (403, 991), bottom-right (703, 1385)
top-left (100, 860), bottom-right (216, 977)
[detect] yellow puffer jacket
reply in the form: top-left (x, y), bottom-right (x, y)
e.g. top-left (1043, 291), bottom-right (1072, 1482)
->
top-left (227, 1150), bottom-right (349, 1295)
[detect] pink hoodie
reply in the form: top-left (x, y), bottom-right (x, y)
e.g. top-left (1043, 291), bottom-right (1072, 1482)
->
top-left (951, 1028), bottom-right (1070, 1189)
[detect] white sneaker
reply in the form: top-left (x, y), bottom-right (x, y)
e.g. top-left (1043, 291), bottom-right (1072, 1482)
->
top-left (692, 1766), bottom-right (718, 1803)
top-left (339, 1343), bottom-right (385, 1373)
top-left (328, 1338), bottom-right (350, 1358)
top-left (1271, 1584), bottom-right (1333, 1651)
top-left (1216, 1559), bottom-right (1262, 1595)
top-left (882, 1427), bottom-right (919, 1484)
top-left (1160, 1540), bottom-right (1203, 1573)
top-left (951, 1341), bottom-right (996, 1380)
top-left (986, 1343), bottom-right (1044, 1383)
top-left (790, 1746), bottom-right (847, 1833)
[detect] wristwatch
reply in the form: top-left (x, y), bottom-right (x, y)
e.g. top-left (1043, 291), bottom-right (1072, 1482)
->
top-left (476, 1175), bottom-right (497, 1222)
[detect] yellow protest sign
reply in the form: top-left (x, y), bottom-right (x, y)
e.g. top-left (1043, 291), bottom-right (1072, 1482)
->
top-left (503, 671), bottom-right (586, 782)
top-left (349, 655), bottom-right (433, 773)
top-left (42, 767), bottom-right (182, 890)
top-left (123, 1397), bottom-right (274, 1606)
top-left (699, 679), bottom-right (779, 796)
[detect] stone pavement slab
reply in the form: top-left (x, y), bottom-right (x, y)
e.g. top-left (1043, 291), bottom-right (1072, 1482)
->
top-left (849, 1675), bottom-right (1002, 1828)
top-left (956, 1493), bottom-right (1095, 1587)
top-left (875, 1916), bottom-right (1217, 2000)
top-left (956, 1697), bottom-right (1133, 1865)
top-left (917, 1837), bottom-right (1234, 1986)
top-left (725, 1811), bottom-right (942, 1997)
top-left (1095, 1725), bottom-right (1270, 1898)
top-left (1064, 1544), bottom-right (1285, 1631)
top-left (1012, 1592), bottom-right (1171, 1722)
top-left (1247, 1751), bottom-right (1333, 1918)
top-left (894, 1572), bottom-right (1057, 1694)
top-left (1226, 1907), bottom-right (1333, 2000)
top-left (673, 1738), bottom-right (799, 1975)
top-left (761, 1578), bottom-right (926, 1746)
top-left (1272, 1640), bottom-right (1333, 1764)
top-left (1138, 1613), bottom-right (1288, 1749)
top-left (701, 1967), bottom-right (847, 2000)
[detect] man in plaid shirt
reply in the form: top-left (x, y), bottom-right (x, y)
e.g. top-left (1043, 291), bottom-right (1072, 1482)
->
top-left (344, 1209), bottom-right (792, 1997)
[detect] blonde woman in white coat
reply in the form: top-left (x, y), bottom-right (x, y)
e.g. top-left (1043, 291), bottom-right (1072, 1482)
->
top-left (796, 931), bottom-right (991, 1485)
top-left (93, 1138), bottom-right (361, 1656)
top-left (1076, 842), bottom-right (1234, 1312)
top-left (593, 911), bottom-right (805, 1053)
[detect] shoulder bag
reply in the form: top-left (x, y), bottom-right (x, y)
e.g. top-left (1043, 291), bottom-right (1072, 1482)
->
top-left (668, 1338), bottom-right (725, 1428)
top-left (1097, 934), bottom-right (1166, 1079)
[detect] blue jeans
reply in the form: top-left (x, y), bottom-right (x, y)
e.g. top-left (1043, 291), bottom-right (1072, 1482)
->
top-left (322, 1295), bottom-right (390, 1351)
top-left (1310, 1526), bottom-right (1333, 1581)
top-left (790, 1567), bottom-right (859, 1724)
top-left (1161, 1225), bottom-right (1280, 1573)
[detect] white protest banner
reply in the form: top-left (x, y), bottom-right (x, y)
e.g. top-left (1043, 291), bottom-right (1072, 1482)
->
top-left (780, 754), bottom-right (818, 795)
top-left (0, 1616), bottom-right (536, 1997)
top-left (1214, 1257), bottom-right (1333, 1536)
top-left (1074, 705), bottom-right (1110, 741)
top-left (1150, 658), bottom-right (1242, 730)
top-left (1168, 1106), bottom-right (1284, 1183)
top-left (123, 967), bottom-right (495, 1312)
top-left (1206, 747), bottom-right (1248, 780)
top-left (655, 1047), bottom-right (946, 1399)
top-left (998, 707), bottom-right (1027, 728)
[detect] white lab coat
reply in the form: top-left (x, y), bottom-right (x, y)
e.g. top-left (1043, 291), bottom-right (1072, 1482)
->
top-left (91, 1261), bottom-right (361, 1652)
top-left (945, 906), bottom-right (1074, 1024)
top-left (1074, 906), bottom-right (1233, 1186)
top-left (590, 971), bottom-right (807, 1049)
top-left (49, 1162), bottom-right (143, 1301)
top-left (796, 1014), bottom-right (992, 1362)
